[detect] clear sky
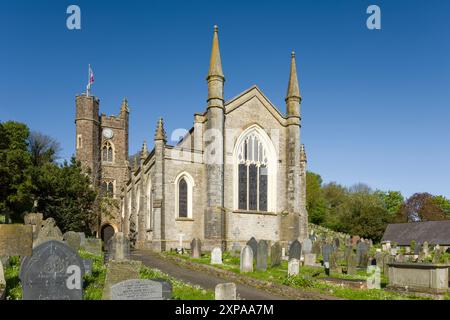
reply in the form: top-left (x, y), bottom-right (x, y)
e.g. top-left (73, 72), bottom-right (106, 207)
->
top-left (0, 0), bottom-right (449, 198)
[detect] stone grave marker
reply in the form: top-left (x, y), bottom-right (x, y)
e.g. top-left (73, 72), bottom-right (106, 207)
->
top-left (83, 238), bottom-right (102, 256)
top-left (152, 278), bottom-right (173, 300)
top-left (304, 253), bottom-right (317, 266)
top-left (246, 237), bottom-right (258, 261)
top-left (20, 240), bottom-right (85, 300)
top-left (356, 241), bottom-right (369, 268)
top-left (190, 238), bottom-right (201, 258)
top-left (107, 232), bottom-right (130, 261)
top-left (23, 212), bottom-right (43, 239)
top-left (311, 241), bottom-right (321, 255)
top-left (34, 218), bottom-right (63, 247)
top-left (211, 247), bottom-right (222, 265)
top-left (231, 242), bottom-right (241, 257)
top-left (102, 260), bottom-right (142, 300)
top-left (0, 224), bottom-right (33, 256)
top-left (422, 241), bottom-right (429, 256)
top-left (322, 244), bottom-right (333, 264)
top-left (111, 279), bottom-right (168, 300)
top-left (256, 240), bottom-right (268, 271)
top-left (288, 239), bottom-right (302, 261)
top-left (78, 232), bottom-right (86, 246)
top-left (344, 245), bottom-right (353, 262)
top-left (240, 245), bottom-right (253, 273)
top-left (270, 242), bottom-right (282, 267)
top-left (347, 252), bottom-right (357, 275)
top-left (333, 238), bottom-right (340, 251)
top-left (366, 266), bottom-right (381, 289)
top-left (215, 283), bottom-right (237, 300)
top-left (302, 238), bottom-right (312, 254)
top-left (63, 231), bottom-right (81, 252)
top-left (288, 259), bottom-right (299, 277)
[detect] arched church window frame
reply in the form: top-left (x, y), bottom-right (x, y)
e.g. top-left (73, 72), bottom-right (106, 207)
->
top-left (174, 172), bottom-right (195, 219)
top-left (233, 125), bottom-right (277, 212)
top-left (102, 141), bottom-right (114, 163)
top-left (146, 179), bottom-right (153, 230)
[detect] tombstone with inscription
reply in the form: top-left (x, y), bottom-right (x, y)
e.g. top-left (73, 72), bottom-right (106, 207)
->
top-left (190, 238), bottom-right (201, 259)
top-left (34, 218), bottom-right (63, 247)
top-left (215, 283), bottom-right (237, 300)
top-left (19, 240), bottom-right (85, 300)
top-left (211, 247), bottom-right (222, 265)
top-left (107, 232), bottom-right (130, 262)
top-left (288, 259), bottom-right (300, 277)
top-left (246, 237), bottom-right (258, 261)
top-left (288, 240), bottom-right (302, 261)
top-left (240, 245), bottom-right (253, 273)
top-left (256, 240), bottom-right (268, 271)
top-left (302, 238), bottom-right (312, 254)
top-left (111, 279), bottom-right (169, 300)
top-left (270, 242), bottom-right (282, 268)
top-left (63, 231), bottom-right (81, 252)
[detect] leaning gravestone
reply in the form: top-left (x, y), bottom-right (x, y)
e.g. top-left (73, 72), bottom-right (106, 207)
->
top-left (20, 240), bottom-right (85, 300)
top-left (256, 240), bottom-right (268, 271)
top-left (211, 247), bottom-right (222, 265)
top-left (111, 279), bottom-right (168, 300)
top-left (288, 259), bottom-right (299, 276)
top-left (190, 238), bottom-right (201, 258)
top-left (215, 283), bottom-right (237, 300)
top-left (0, 225), bottom-right (33, 256)
top-left (102, 260), bottom-right (142, 300)
top-left (83, 238), bottom-right (102, 256)
top-left (34, 218), bottom-right (63, 247)
top-left (63, 231), bottom-right (81, 252)
top-left (107, 232), bottom-right (130, 261)
top-left (240, 245), bottom-right (253, 273)
top-left (246, 237), bottom-right (258, 261)
top-left (288, 240), bottom-right (302, 261)
top-left (303, 239), bottom-right (312, 254)
top-left (270, 242), bottom-right (282, 267)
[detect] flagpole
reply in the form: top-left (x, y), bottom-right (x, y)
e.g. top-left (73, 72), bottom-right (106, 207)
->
top-left (87, 64), bottom-right (90, 97)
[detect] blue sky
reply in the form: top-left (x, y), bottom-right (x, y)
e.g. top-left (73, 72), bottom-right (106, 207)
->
top-left (0, 0), bottom-right (449, 198)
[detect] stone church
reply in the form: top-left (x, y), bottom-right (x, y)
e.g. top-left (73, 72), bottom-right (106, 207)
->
top-left (75, 26), bottom-right (308, 251)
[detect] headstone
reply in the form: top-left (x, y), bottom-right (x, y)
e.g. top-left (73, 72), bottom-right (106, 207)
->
top-left (311, 241), bottom-right (321, 255)
top-left (246, 237), bottom-right (258, 261)
top-left (344, 245), bottom-right (353, 262)
top-left (23, 212), bottom-right (43, 239)
top-left (288, 240), bottom-right (302, 261)
top-left (111, 279), bottom-right (167, 300)
top-left (333, 238), bottom-right (340, 250)
top-left (63, 231), bottom-right (81, 252)
top-left (422, 241), bottom-right (429, 255)
top-left (303, 253), bottom-right (317, 266)
top-left (302, 239), bottom-right (312, 254)
top-left (347, 252), bottom-right (357, 275)
top-left (152, 278), bottom-right (173, 300)
top-left (83, 259), bottom-right (93, 276)
top-left (215, 283), bottom-right (237, 300)
top-left (231, 242), bottom-right (241, 256)
top-left (0, 225), bottom-right (33, 256)
top-left (432, 249), bottom-right (442, 264)
top-left (322, 244), bottom-right (333, 263)
top-left (34, 218), bottom-right (63, 247)
top-left (190, 238), bottom-right (201, 258)
top-left (288, 258), bottom-right (299, 277)
top-left (366, 266), bottom-right (381, 289)
top-left (240, 245), bottom-right (253, 273)
top-left (270, 242), bottom-right (282, 267)
top-left (107, 232), bottom-right (130, 261)
top-left (356, 241), bottom-right (369, 268)
top-left (83, 238), bottom-right (102, 256)
top-left (78, 232), bottom-right (86, 246)
top-left (211, 247), bottom-right (222, 265)
top-left (19, 240), bottom-right (85, 300)
top-left (256, 240), bottom-right (268, 271)
top-left (102, 260), bottom-right (142, 300)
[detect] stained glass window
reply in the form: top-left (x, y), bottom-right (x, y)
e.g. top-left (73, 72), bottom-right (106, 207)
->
top-left (178, 178), bottom-right (188, 218)
top-left (238, 164), bottom-right (247, 210)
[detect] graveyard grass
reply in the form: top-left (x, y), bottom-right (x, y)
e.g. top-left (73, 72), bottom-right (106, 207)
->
top-left (4, 256), bottom-right (22, 300)
top-left (165, 251), bottom-right (432, 300)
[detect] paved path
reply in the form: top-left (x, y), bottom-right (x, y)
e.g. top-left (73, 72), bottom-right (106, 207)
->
top-left (131, 250), bottom-right (288, 300)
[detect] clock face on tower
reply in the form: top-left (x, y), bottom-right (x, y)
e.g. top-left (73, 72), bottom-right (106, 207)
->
top-left (102, 128), bottom-right (114, 139)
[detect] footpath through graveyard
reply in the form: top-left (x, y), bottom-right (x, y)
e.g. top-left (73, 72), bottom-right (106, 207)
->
top-left (132, 250), bottom-right (340, 300)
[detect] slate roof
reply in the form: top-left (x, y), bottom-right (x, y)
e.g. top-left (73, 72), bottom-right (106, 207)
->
top-left (381, 220), bottom-right (450, 246)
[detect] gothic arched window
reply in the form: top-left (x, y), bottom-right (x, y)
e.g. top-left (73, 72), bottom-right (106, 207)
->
top-left (102, 141), bottom-right (114, 162)
top-left (234, 126), bottom-right (276, 212)
top-left (178, 178), bottom-right (188, 218)
top-left (101, 181), bottom-right (114, 197)
top-left (175, 172), bottom-right (194, 219)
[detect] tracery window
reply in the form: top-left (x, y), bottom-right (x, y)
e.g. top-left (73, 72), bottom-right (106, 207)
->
top-left (102, 141), bottom-right (114, 162)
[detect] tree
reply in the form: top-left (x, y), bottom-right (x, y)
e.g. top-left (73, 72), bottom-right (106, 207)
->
top-left (432, 195), bottom-right (450, 219)
top-left (375, 190), bottom-right (404, 216)
top-left (27, 131), bottom-right (61, 166)
top-left (306, 172), bottom-right (328, 224)
top-left (395, 193), bottom-right (447, 222)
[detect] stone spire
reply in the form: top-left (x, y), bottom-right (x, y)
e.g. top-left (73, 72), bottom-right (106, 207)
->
top-left (300, 144), bottom-right (307, 162)
top-left (140, 140), bottom-right (148, 159)
top-left (154, 117), bottom-right (166, 142)
top-left (285, 52), bottom-right (301, 118)
top-left (120, 97), bottom-right (130, 114)
top-left (207, 25), bottom-right (225, 109)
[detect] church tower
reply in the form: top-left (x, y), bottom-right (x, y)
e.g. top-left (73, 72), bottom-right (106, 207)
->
top-left (204, 25), bottom-right (226, 249)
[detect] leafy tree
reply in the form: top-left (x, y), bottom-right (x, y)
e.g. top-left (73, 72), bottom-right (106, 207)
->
top-left (395, 193), bottom-right (447, 222)
top-left (306, 172), bottom-right (328, 224)
top-left (432, 195), bottom-right (450, 219)
top-left (27, 131), bottom-right (61, 166)
top-left (375, 190), bottom-right (404, 216)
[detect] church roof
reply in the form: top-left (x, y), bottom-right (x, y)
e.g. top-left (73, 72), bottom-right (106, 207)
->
top-left (381, 220), bottom-right (450, 245)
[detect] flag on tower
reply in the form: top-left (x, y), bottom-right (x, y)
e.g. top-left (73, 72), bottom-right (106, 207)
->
top-left (86, 64), bottom-right (94, 96)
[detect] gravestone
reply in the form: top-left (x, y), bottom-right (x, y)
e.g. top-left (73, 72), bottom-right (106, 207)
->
top-left (107, 232), bottom-right (130, 261)
top-left (422, 241), bottom-right (429, 256)
top-left (311, 241), bottom-right (321, 255)
top-left (211, 247), bottom-right (222, 265)
top-left (288, 259), bottom-right (299, 277)
top-left (432, 249), bottom-right (442, 264)
top-left (34, 218), bottom-right (63, 247)
top-left (83, 238), bottom-right (102, 256)
top-left (78, 232), bottom-right (86, 246)
top-left (102, 260), bottom-right (142, 300)
top-left (63, 231), bottom-right (81, 252)
top-left (0, 225), bottom-right (33, 256)
top-left (246, 237), bottom-right (258, 261)
top-left (256, 240), bottom-right (268, 271)
top-left (344, 245), bottom-right (353, 262)
top-left (303, 253), bottom-right (317, 266)
top-left (20, 240), bottom-right (85, 300)
top-left (356, 241), bottom-right (369, 268)
top-left (23, 212), bottom-right (43, 239)
top-left (215, 283), bottom-right (237, 300)
top-left (366, 266), bottom-right (381, 289)
top-left (347, 252), bottom-right (357, 275)
top-left (231, 242), bottom-right (241, 257)
top-left (333, 238), bottom-right (340, 251)
top-left (322, 244), bottom-right (333, 264)
top-left (111, 279), bottom-right (168, 300)
top-left (190, 238), bottom-right (201, 258)
top-left (152, 278), bottom-right (173, 299)
top-left (270, 242), bottom-right (282, 267)
top-left (288, 240), bottom-right (302, 261)
top-left (302, 239), bottom-right (312, 254)
top-left (240, 245), bottom-right (253, 273)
